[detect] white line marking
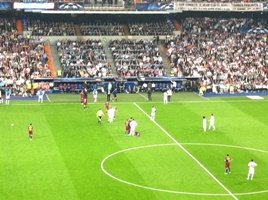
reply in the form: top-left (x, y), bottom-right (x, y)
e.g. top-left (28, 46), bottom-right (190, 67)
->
top-left (101, 144), bottom-right (224, 196)
top-left (246, 96), bottom-right (264, 100)
top-left (138, 93), bottom-right (148, 100)
top-left (133, 103), bottom-right (239, 200)
top-left (101, 143), bottom-right (268, 196)
top-left (46, 94), bottom-right (51, 102)
top-left (6, 99), bottom-right (268, 106)
top-left (182, 143), bottom-right (268, 154)
top-left (195, 92), bottom-right (209, 100)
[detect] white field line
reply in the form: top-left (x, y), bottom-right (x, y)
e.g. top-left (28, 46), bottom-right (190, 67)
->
top-left (182, 143), bottom-right (268, 154)
top-left (101, 143), bottom-right (268, 196)
top-left (133, 102), bottom-right (239, 200)
top-left (138, 93), bottom-right (148, 100)
top-left (101, 143), bottom-right (228, 196)
top-left (195, 92), bottom-right (209, 100)
top-left (46, 94), bottom-right (51, 102)
top-left (7, 99), bottom-right (268, 106)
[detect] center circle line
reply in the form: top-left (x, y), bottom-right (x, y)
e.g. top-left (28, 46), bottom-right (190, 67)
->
top-left (101, 143), bottom-right (268, 196)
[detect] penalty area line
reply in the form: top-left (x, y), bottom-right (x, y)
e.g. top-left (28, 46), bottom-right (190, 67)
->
top-left (133, 102), bottom-right (239, 200)
top-left (46, 94), bottom-right (51, 102)
top-left (138, 93), bottom-right (148, 101)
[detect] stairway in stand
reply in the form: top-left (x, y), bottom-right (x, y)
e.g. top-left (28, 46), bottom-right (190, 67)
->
top-left (16, 19), bottom-right (23, 34)
top-left (174, 20), bottom-right (181, 31)
top-left (103, 41), bottom-right (116, 75)
top-left (123, 25), bottom-right (130, 35)
top-left (49, 42), bottom-right (62, 77)
top-left (74, 25), bottom-right (81, 36)
top-left (44, 44), bottom-right (56, 77)
top-left (159, 43), bottom-right (171, 76)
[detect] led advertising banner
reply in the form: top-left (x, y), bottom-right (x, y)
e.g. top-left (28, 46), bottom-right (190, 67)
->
top-left (136, 3), bottom-right (174, 11)
top-left (57, 3), bottom-right (84, 10)
top-left (14, 2), bottom-right (55, 10)
top-left (0, 2), bottom-right (12, 10)
top-left (263, 3), bottom-right (268, 12)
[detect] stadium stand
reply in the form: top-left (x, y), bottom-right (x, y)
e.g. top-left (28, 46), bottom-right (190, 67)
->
top-left (0, 31), bottom-right (50, 95)
top-left (0, 12), bottom-right (267, 94)
top-left (109, 39), bottom-right (165, 77)
top-left (80, 22), bottom-right (125, 36)
top-left (175, 0), bottom-right (265, 2)
top-left (166, 17), bottom-right (268, 93)
top-left (0, 18), bottom-right (16, 33)
top-left (129, 20), bottom-right (175, 36)
top-left (57, 39), bottom-right (111, 78)
top-left (27, 19), bottom-right (75, 36)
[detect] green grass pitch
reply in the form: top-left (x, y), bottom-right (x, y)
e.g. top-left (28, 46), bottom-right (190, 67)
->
top-left (1, 92), bottom-right (268, 200)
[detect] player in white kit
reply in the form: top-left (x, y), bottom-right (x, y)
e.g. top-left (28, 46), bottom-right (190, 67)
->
top-left (208, 113), bottom-right (215, 131)
top-left (150, 106), bottom-right (156, 121)
top-left (202, 116), bottom-right (207, 132)
top-left (163, 91), bottom-right (168, 104)
top-left (247, 159), bottom-right (257, 180)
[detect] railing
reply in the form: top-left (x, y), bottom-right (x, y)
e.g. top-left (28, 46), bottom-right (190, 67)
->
top-left (33, 76), bottom-right (199, 92)
top-left (1, 0), bottom-right (266, 12)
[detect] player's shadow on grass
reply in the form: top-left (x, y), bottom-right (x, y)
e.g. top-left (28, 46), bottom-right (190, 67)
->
top-left (35, 135), bottom-right (50, 140)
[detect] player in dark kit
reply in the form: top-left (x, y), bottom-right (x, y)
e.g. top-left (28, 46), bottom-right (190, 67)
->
top-left (225, 154), bottom-right (232, 174)
top-left (105, 101), bottom-right (110, 112)
top-left (28, 124), bottom-right (33, 141)
top-left (82, 88), bottom-right (88, 110)
top-left (112, 88), bottom-right (118, 102)
top-left (125, 119), bottom-right (130, 135)
top-left (80, 90), bottom-right (84, 105)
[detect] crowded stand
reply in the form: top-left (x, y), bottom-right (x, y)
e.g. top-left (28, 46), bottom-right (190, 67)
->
top-left (166, 17), bottom-right (268, 93)
top-left (80, 22), bottom-right (125, 36)
top-left (27, 19), bottom-right (75, 36)
top-left (109, 39), bottom-right (164, 77)
top-left (129, 20), bottom-right (175, 36)
top-left (0, 18), bottom-right (16, 33)
top-left (175, 0), bottom-right (265, 2)
top-left (0, 31), bottom-right (50, 95)
top-left (57, 39), bottom-right (111, 78)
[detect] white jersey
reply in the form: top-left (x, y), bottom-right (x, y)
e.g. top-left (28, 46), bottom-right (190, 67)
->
top-left (108, 108), bottom-right (115, 117)
top-left (130, 120), bottom-right (138, 130)
top-left (203, 118), bottom-right (206, 127)
top-left (151, 107), bottom-right (156, 116)
top-left (38, 90), bottom-right (44, 98)
top-left (107, 108), bottom-right (116, 123)
top-left (210, 116), bottom-right (215, 124)
top-left (167, 89), bottom-right (172, 96)
top-left (6, 91), bottom-right (11, 99)
top-left (93, 90), bottom-right (98, 97)
top-left (93, 90), bottom-right (98, 102)
top-left (163, 92), bottom-right (168, 100)
top-left (248, 161), bottom-right (257, 173)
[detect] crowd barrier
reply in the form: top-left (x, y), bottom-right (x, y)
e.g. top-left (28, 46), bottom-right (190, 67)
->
top-left (33, 76), bottom-right (199, 93)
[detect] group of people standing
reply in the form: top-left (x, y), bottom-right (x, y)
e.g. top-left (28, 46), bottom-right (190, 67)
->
top-left (96, 101), bottom-right (117, 124)
top-left (0, 88), bottom-right (11, 105)
top-left (202, 114), bottom-right (215, 132)
top-left (125, 118), bottom-right (139, 136)
top-left (163, 88), bottom-right (173, 104)
top-left (224, 154), bottom-right (258, 180)
top-left (80, 88), bottom-right (88, 110)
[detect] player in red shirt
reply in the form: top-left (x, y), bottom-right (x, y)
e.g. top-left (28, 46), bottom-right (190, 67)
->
top-left (28, 124), bottom-right (33, 141)
top-left (125, 119), bottom-right (130, 135)
top-left (83, 88), bottom-right (88, 110)
top-left (225, 154), bottom-right (232, 174)
top-left (105, 101), bottom-right (110, 112)
top-left (80, 90), bottom-right (84, 105)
